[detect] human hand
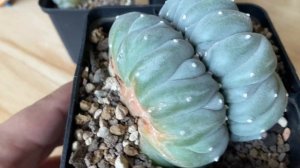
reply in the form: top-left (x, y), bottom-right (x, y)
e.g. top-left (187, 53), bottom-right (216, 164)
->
top-left (0, 82), bottom-right (72, 168)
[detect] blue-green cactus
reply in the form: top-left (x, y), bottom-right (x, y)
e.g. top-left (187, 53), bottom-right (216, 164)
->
top-left (159, 0), bottom-right (288, 141)
top-left (109, 12), bottom-right (229, 167)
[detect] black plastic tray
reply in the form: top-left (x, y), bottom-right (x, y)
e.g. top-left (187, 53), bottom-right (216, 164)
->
top-left (61, 4), bottom-right (300, 168)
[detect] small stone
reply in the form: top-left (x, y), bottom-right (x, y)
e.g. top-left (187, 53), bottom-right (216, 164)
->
top-left (82, 67), bottom-right (89, 79)
top-left (283, 144), bottom-right (290, 152)
top-left (282, 127), bottom-right (291, 141)
top-left (99, 118), bottom-right (108, 128)
top-left (88, 165), bottom-right (97, 168)
top-left (128, 125), bottom-right (137, 133)
top-left (94, 109), bottom-right (102, 119)
top-left (83, 132), bottom-right (93, 141)
top-left (80, 100), bottom-right (91, 111)
top-left (97, 159), bottom-right (110, 168)
top-left (101, 106), bottom-right (114, 120)
top-left (278, 117), bottom-right (288, 128)
top-left (94, 90), bottom-right (108, 99)
top-left (102, 77), bottom-right (120, 91)
top-left (124, 145), bottom-right (138, 156)
top-left (277, 134), bottom-right (284, 145)
top-left (88, 103), bottom-right (99, 114)
top-left (115, 104), bottom-right (128, 120)
top-left (134, 140), bottom-right (139, 146)
top-left (75, 129), bottom-right (84, 141)
top-left (93, 69), bottom-right (106, 83)
top-left (268, 159), bottom-right (279, 168)
top-left (97, 38), bottom-right (109, 51)
top-left (129, 131), bottom-right (139, 142)
top-left (122, 140), bottom-right (130, 147)
top-left (279, 163), bottom-right (287, 168)
top-left (98, 97), bottom-right (110, 105)
top-left (72, 141), bottom-right (80, 151)
top-left (90, 28), bottom-right (104, 44)
top-left (88, 139), bottom-right (99, 152)
top-left (109, 119), bottom-right (119, 126)
top-left (75, 113), bottom-right (92, 125)
top-left (86, 83), bottom-right (96, 93)
top-left (99, 143), bottom-right (108, 150)
top-left (278, 153), bottom-right (286, 162)
top-left (115, 143), bottom-right (123, 153)
top-left (249, 148), bottom-right (258, 158)
top-left (104, 154), bottom-right (115, 165)
top-left (85, 137), bottom-right (93, 146)
top-left (110, 124), bottom-right (126, 136)
top-left (269, 145), bottom-right (277, 152)
top-left (277, 144), bottom-right (285, 153)
top-left (104, 134), bottom-right (119, 148)
top-left (115, 155), bottom-right (129, 168)
top-left (97, 127), bottom-right (110, 138)
top-left (84, 153), bottom-right (93, 167)
top-left (88, 120), bottom-right (98, 134)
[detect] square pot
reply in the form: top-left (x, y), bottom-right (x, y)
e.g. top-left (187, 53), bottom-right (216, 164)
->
top-left (39, 0), bottom-right (158, 63)
top-left (62, 4), bottom-right (300, 168)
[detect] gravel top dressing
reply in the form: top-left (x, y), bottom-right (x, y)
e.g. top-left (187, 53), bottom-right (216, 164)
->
top-left (68, 20), bottom-right (291, 168)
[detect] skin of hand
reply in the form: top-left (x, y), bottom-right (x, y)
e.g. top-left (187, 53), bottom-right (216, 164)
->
top-left (0, 82), bottom-right (72, 168)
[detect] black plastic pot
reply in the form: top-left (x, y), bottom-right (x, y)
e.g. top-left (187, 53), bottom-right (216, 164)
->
top-left (61, 4), bottom-right (300, 168)
top-left (39, 0), bottom-right (160, 63)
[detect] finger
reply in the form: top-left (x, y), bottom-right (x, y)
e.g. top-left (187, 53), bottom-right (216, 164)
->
top-left (0, 82), bottom-right (72, 168)
top-left (39, 156), bottom-right (61, 168)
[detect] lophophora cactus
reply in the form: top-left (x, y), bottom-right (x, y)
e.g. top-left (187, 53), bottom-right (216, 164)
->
top-left (109, 12), bottom-right (229, 167)
top-left (159, 0), bottom-right (288, 142)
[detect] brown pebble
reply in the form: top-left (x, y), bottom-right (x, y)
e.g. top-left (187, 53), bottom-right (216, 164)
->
top-left (80, 100), bottom-right (91, 111)
top-left (75, 113), bottom-right (92, 125)
top-left (277, 134), bottom-right (284, 145)
top-left (110, 124), bottom-right (126, 136)
top-left (101, 106), bottom-right (114, 120)
top-left (124, 145), bottom-right (138, 156)
top-left (282, 128), bottom-right (291, 141)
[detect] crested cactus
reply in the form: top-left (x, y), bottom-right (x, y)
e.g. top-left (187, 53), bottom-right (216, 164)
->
top-left (109, 12), bottom-right (229, 167)
top-left (159, 0), bottom-right (288, 141)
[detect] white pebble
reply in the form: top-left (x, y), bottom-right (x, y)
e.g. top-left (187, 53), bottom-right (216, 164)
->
top-left (83, 132), bottom-right (93, 141)
top-left (85, 83), bottom-right (95, 93)
top-left (75, 129), bottom-right (84, 141)
top-left (129, 131), bottom-right (139, 142)
top-left (102, 77), bottom-right (120, 91)
top-left (134, 140), bottom-right (139, 145)
top-left (115, 104), bottom-right (129, 120)
top-left (128, 125), bottom-right (137, 133)
top-left (93, 109), bottom-right (102, 119)
top-left (72, 141), bottom-right (80, 151)
top-left (97, 127), bottom-right (109, 138)
top-left (278, 117), bottom-right (288, 127)
top-left (122, 140), bottom-right (130, 147)
top-left (85, 137), bottom-right (93, 146)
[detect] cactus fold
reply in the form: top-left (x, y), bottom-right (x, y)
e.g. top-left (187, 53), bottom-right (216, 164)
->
top-left (109, 12), bottom-right (229, 167)
top-left (159, 0), bottom-right (288, 141)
